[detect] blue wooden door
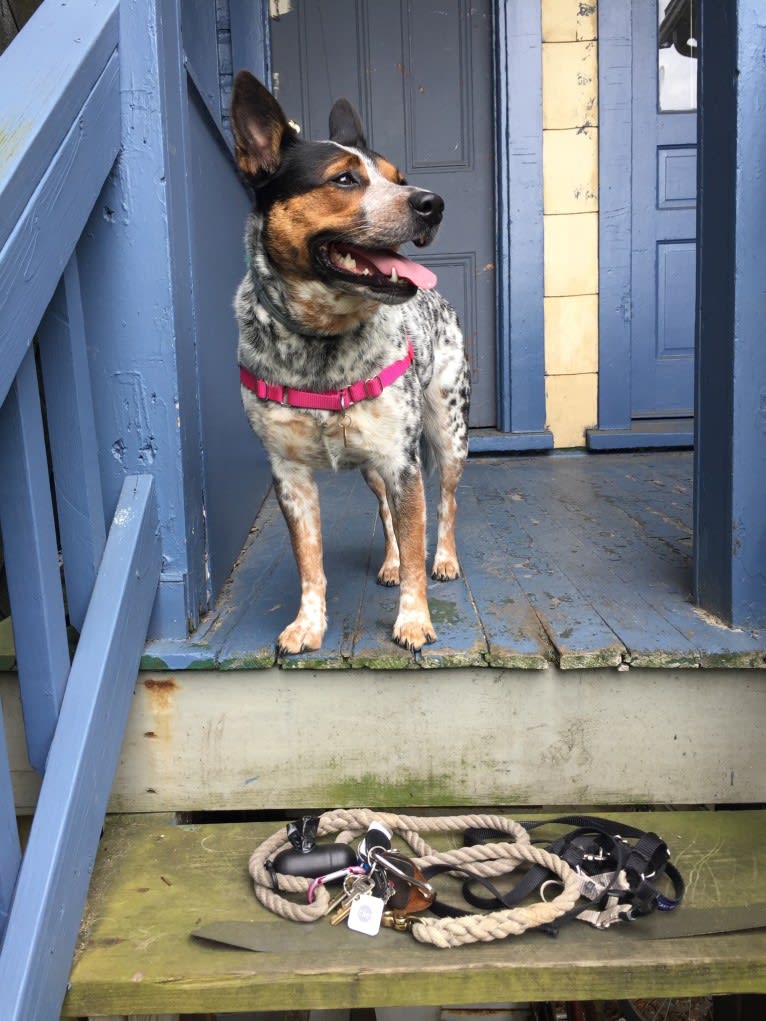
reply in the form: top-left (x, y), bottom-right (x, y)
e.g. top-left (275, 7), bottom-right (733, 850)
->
top-left (630, 2), bottom-right (697, 418)
top-left (269, 0), bottom-right (496, 427)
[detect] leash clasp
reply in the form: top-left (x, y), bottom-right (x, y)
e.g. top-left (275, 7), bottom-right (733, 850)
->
top-left (381, 912), bottom-right (415, 932)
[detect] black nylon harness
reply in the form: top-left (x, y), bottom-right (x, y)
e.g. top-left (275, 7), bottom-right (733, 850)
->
top-left (419, 814), bottom-right (685, 934)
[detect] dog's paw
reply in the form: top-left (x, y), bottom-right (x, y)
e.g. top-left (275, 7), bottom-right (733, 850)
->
top-left (376, 559), bottom-right (401, 587)
top-left (431, 554), bottom-right (460, 582)
top-left (392, 613), bottom-right (437, 652)
top-left (277, 618), bottom-right (325, 656)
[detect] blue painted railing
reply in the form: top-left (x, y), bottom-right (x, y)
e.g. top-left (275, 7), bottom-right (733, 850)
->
top-left (0, 3), bottom-right (161, 1018)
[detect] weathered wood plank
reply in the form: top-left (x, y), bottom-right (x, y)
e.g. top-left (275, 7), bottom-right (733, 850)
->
top-left (214, 493), bottom-right (292, 670)
top-left (513, 457), bottom-right (702, 667)
top-left (349, 568), bottom-right (488, 670)
top-left (348, 475), bottom-right (487, 669)
top-left (142, 451), bottom-right (766, 672)
top-left (140, 496), bottom-right (279, 672)
top-left (550, 456), bottom-right (766, 667)
top-left (461, 462), bottom-right (624, 668)
top-left (96, 665), bottom-right (766, 813)
top-left (588, 452), bottom-right (693, 548)
top-left (64, 810), bottom-right (766, 1017)
top-left (209, 471), bottom-right (487, 671)
top-left (287, 472), bottom-right (377, 670)
top-left (0, 476), bottom-right (160, 1021)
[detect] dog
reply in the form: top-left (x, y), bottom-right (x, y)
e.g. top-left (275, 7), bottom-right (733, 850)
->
top-left (230, 72), bottom-right (470, 655)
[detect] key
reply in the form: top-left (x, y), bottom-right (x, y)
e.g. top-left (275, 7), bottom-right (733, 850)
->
top-left (330, 899), bottom-right (355, 926)
top-left (329, 874), bottom-right (374, 925)
top-left (323, 886), bottom-right (352, 918)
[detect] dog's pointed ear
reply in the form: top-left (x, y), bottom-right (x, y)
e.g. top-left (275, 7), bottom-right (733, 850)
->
top-left (329, 98), bottom-right (367, 149)
top-left (231, 71), bottom-right (297, 183)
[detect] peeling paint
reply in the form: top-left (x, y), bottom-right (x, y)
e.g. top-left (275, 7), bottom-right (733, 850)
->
top-left (113, 506), bottom-right (134, 527)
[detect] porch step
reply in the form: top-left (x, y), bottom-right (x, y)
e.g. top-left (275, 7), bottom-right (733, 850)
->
top-left (63, 809), bottom-right (766, 1017)
top-left (141, 453), bottom-right (766, 674)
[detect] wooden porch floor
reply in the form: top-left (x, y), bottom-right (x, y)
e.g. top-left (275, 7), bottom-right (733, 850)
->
top-left (144, 450), bottom-right (766, 672)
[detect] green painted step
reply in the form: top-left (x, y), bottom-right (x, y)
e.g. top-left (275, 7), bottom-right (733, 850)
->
top-left (64, 809), bottom-right (766, 1017)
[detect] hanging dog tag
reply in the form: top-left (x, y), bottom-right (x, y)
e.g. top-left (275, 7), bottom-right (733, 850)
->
top-left (339, 412), bottom-right (352, 447)
top-left (347, 891), bottom-right (385, 936)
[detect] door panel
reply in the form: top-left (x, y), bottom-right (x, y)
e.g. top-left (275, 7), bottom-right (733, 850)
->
top-left (630, 2), bottom-right (697, 418)
top-left (269, 0), bottom-right (495, 427)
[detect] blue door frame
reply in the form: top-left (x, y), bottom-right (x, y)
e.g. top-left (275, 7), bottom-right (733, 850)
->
top-left (694, 0), bottom-right (766, 629)
top-left (485, 1), bottom-right (551, 452)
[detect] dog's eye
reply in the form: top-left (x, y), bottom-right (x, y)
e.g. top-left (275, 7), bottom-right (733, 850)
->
top-left (331, 171), bottom-right (360, 188)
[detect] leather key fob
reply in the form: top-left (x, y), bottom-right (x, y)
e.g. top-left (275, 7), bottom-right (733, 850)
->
top-left (382, 852), bottom-right (435, 915)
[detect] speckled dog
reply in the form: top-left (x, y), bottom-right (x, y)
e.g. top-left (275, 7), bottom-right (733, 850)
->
top-left (231, 72), bottom-right (470, 655)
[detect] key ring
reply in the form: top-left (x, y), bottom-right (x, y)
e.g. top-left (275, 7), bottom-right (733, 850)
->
top-left (307, 865), bottom-right (366, 904)
top-left (368, 847), bottom-right (435, 897)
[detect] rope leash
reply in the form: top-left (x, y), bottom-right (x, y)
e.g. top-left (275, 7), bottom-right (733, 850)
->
top-left (248, 808), bottom-right (581, 947)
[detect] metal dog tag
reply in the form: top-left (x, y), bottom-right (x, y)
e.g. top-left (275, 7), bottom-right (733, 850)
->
top-left (347, 891), bottom-right (385, 936)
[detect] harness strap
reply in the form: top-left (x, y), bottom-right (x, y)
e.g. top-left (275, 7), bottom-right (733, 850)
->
top-left (240, 340), bottom-right (415, 412)
top-left (461, 814), bottom-right (684, 932)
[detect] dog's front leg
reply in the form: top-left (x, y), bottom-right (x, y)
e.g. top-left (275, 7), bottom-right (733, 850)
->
top-left (272, 466), bottom-right (327, 654)
top-left (385, 468), bottom-right (436, 652)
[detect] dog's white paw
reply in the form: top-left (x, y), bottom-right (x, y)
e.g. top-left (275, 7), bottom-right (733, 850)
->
top-left (277, 617), bottom-right (325, 655)
top-left (376, 558), bottom-right (401, 587)
top-left (431, 553), bottom-right (460, 582)
top-left (392, 612), bottom-right (436, 652)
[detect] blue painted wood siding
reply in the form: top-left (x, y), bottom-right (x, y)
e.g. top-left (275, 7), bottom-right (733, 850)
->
top-left (0, 3), bottom-right (161, 1018)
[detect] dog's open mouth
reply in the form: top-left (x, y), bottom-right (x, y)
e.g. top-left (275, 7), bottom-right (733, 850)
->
top-left (316, 241), bottom-right (437, 295)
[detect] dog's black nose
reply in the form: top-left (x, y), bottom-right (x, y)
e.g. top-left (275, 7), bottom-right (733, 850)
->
top-left (409, 190), bottom-right (444, 225)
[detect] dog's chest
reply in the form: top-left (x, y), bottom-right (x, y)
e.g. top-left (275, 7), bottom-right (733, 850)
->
top-left (243, 390), bottom-right (410, 471)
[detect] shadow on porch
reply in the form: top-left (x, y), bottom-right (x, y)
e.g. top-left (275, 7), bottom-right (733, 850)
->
top-left (144, 450), bottom-right (766, 674)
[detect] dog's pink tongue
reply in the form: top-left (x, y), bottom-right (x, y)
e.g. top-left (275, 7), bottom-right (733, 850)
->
top-left (359, 248), bottom-right (438, 290)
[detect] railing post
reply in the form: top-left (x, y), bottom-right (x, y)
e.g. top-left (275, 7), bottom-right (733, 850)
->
top-left (76, 0), bottom-right (207, 638)
top-left (0, 349), bottom-right (70, 771)
top-left (694, 0), bottom-right (766, 627)
top-left (38, 255), bottom-right (106, 632)
top-left (0, 475), bottom-right (160, 1021)
top-left (0, 697), bottom-right (21, 943)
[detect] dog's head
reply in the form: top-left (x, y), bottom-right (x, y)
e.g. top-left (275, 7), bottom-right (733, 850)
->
top-left (231, 71), bottom-right (443, 306)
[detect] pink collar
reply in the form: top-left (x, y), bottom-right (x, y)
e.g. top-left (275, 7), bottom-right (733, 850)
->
top-left (239, 339), bottom-right (414, 412)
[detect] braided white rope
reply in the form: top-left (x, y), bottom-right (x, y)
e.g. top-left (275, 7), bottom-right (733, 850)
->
top-left (248, 808), bottom-right (580, 946)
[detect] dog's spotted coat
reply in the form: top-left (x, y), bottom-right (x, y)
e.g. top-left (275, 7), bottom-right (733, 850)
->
top-left (232, 73), bottom-right (470, 654)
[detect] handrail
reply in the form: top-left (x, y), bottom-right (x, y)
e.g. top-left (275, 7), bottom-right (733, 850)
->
top-left (0, 0), bottom-right (120, 407)
top-left (0, 0), bottom-right (119, 250)
top-left (0, 4), bottom-right (161, 1017)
